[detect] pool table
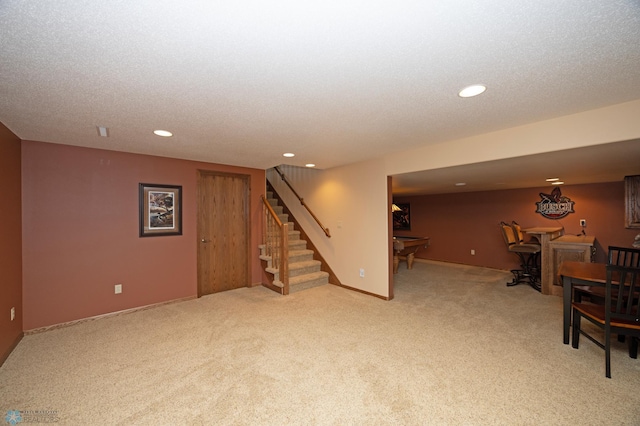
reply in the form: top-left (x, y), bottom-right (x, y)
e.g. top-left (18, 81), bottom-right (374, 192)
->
top-left (393, 236), bottom-right (431, 273)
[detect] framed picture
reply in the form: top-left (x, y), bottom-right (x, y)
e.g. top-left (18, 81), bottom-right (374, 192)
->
top-left (625, 175), bottom-right (640, 228)
top-left (139, 183), bottom-right (182, 237)
top-left (392, 203), bottom-right (411, 230)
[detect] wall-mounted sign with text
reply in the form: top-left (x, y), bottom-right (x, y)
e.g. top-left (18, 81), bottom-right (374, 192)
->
top-left (535, 187), bottom-right (575, 219)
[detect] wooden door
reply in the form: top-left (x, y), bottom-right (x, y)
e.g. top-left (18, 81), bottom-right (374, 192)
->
top-left (197, 170), bottom-right (250, 296)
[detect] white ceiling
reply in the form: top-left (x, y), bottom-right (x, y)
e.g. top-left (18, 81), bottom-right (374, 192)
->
top-left (1, 1), bottom-right (640, 193)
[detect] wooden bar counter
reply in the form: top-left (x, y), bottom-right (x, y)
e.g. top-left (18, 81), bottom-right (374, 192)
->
top-left (547, 235), bottom-right (596, 296)
top-left (523, 227), bottom-right (564, 295)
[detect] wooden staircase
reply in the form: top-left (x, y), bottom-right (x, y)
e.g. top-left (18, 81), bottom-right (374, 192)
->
top-left (259, 191), bottom-right (329, 293)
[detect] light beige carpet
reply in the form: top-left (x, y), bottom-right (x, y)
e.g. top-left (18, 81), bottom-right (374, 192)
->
top-left (1, 260), bottom-right (639, 425)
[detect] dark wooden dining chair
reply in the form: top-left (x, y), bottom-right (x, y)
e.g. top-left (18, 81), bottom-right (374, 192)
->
top-left (571, 262), bottom-right (640, 378)
top-left (574, 246), bottom-right (640, 349)
top-left (499, 221), bottom-right (541, 291)
top-left (575, 246), bottom-right (640, 303)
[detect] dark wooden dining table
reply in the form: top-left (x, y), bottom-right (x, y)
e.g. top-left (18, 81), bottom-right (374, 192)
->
top-left (559, 261), bottom-right (609, 344)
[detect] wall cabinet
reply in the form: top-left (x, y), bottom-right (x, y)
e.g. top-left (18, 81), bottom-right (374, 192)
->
top-left (548, 235), bottom-right (595, 296)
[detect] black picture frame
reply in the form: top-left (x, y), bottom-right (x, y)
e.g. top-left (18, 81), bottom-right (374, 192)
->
top-left (393, 203), bottom-right (411, 230)
top-left (139, 183), bottom-right (182, 237)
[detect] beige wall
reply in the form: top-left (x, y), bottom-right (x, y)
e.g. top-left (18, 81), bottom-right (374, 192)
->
top-left (384, 99), bottom-right (640, 175)
top-left (273, 100), bottom-right (640, 299)
top-left (269, 158), bottom-right (391, 296)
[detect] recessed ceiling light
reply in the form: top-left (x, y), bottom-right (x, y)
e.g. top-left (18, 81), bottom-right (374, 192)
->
top-left (97, 126), bottom-right (109, 137)
top-left (283, 153), bottom-right (295, 158)
top-left (455, 182), bottom-right (467, 186)
top-left (305, 163), bottom-right (315, 168)
top-left (153, 130), bottom-right (173, 137)
top-left (458, 84), bottom-right (487, 98)
top-left (546, 177), bottom-right (560, 182)
top-left (552, 181), bottom-right (565, 185)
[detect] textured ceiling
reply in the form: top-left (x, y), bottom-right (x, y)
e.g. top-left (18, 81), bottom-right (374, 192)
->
top-left (1, 1), bottom-right (640, 191)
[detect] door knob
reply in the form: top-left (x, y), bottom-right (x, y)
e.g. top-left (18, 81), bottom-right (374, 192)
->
top-left (201, 238), bottom-right (211, 243)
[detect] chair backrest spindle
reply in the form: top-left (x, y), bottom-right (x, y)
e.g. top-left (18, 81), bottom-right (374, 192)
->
top-left (606, 263), bottom-right (640, 325)
top-left (608, 246), bottom-right (640, 268)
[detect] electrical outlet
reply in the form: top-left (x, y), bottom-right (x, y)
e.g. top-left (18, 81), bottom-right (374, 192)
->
top-left (471, 249), bottom-right (476, 255)
top-left (115, 284), bottom-right (122, 294)
top-left (580, 219), bottom-right (586, 227)
top-left (10, 307), bottom-right (15, 321)
top-left (359, 268), bottom-right (365, 278)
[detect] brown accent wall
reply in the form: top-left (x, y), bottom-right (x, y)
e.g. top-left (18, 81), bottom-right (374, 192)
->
top-left (393, 182), bottom-right (638, 271)
top-left (22, 141), bottom-right (265, 330)
top-left (0, 123), bottom-right (23, 365)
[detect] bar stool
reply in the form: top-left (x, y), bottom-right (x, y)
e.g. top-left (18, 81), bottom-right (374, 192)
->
top-left (511, 221), bottom-right (540, 246)
top-left (499, 221), bottom-right (541, 292)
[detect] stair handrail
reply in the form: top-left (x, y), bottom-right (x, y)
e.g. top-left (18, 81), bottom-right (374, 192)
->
top-left (274, 166), bottom-right (331, 238)
top-left (261, 194), bottom-right (289, 295)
